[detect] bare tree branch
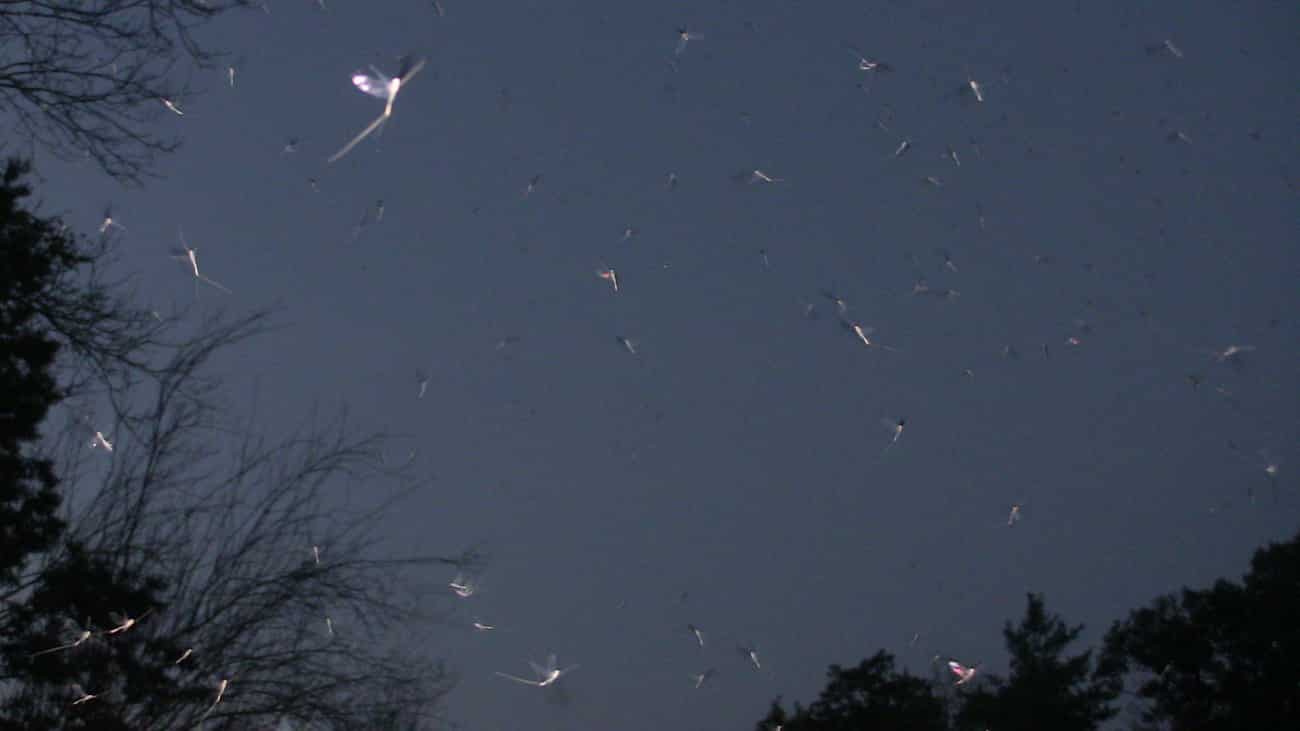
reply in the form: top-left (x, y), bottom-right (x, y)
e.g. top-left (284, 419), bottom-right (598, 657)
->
top-left (9, 311), bottom-right (473, 728)
top-left (0, 1), bottom-right (261, 183)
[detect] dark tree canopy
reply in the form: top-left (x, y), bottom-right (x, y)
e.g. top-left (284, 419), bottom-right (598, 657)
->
top-left (1100, 532), bottom-right (1300, 730)
top-left (0, 156), bottom-right (190, 729)
top-left (0, 157), bottom-right (80, 590)
top-left (756, 651), bottom-right (949, 731)
top-left (0, 1), bottom-right (259, 182)
top-left (955, 593), bottom-right (1120, 731)
top-left (756, 536), bottom-right (1300, 731)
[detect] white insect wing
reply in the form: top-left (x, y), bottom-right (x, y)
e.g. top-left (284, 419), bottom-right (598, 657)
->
top-left (351, 70), bottom-right (391, 99)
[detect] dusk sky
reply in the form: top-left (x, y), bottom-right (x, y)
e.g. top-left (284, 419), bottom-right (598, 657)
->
top-left (22, 0), bottom-right (1300, 728)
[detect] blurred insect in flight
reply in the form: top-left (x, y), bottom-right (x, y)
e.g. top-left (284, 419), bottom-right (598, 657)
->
top-left (99, 205), bottom-right (126, 235)
top-left (948, 659), bottom-right (978, 685)
top-left (496, 654), bottom-right (578, 687)
top-left (846, 323), bottom-right (898, 352)
top-left (89, 429), bottom-right (114, 453)
top-left (70, 684), bottom-right (98, 705)
top-left (598, 267), bottom-right (619, 292)
top-left (880, 417), bottom-right (906, 453)
top-left (328, 55), bottom-right (427, 163)
top-left (687, 623), bottom-right (705, 648)
top-left (107, 609), bottom-right (150, 635)
top-left (30, 619), bottom-right (95, 658)
top-left (1146, 39), bottom-right (1184, 59)
top-left (449, 573), bottom-right (476, 598)
top-left (170, 229), bottom-right (232, 295)
top-left (675, 27), bottom-right (703, 55)
top-left (735, 169), bottom-right (783, 185)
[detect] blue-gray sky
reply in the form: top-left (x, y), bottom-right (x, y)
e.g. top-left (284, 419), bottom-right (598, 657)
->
top-left (27, 0), bottom-right (1300, 728)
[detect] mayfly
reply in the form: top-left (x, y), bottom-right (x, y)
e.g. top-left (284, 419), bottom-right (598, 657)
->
top-left (1147, 39), bottom-right (1184, 59)
top-left (70, 684), bottom-right (99, 705)
top-left (226, 54), bottom-right (246, 88)
top-left (1208, 344), bottom-right (1255, 368)
top-left (735, 169), bottom-right (784, 185)
top-left (675, 27), bottom-right (704, 56)
top-left (616, 335), bottom-right (638, 356)
top-left (948, 659), bottom-right (978, 685)
top-left (496, 654), bottom-right (579, 687)
top-left (1228, 441), bottom-right (1283, 503)
top-left (911, 280), bottom-right (960, 300)
top-left (819, 287), bottom-right (849, 315)
top-left (843, 44), bottom-right (893, 73)
top-left (200, 677), bottom-right (230, 721)
top-left (846, 323), bottom-right (898, 352)
top-left (30, 619), bottom-right (95, 658)
top-left (692, 668), bottom-right (717, 688)
top-left (739, 644), bottom-right (762, 670)
top-left (880, 417), bottom-right (906, 453)
top-left (687, 623), bottom-right (705, 648)
top-left (107, 608), bottom-right (151, 635)
top-left (89, 429), bottom-right (114, 453)
top-left (449, 573), bottom-right (476, 598)
top-left (523, 174), bottom-right (543, 198)
top-left (99, 205), bottom-right (127, 235)
top-left (170, 229), bottom-right (232, 295)
top-left (416, 369), bottom-right (430, 399)
top-left (935, 248), bottom-right (959, 272)
top-left (161, 97), bottom-right (185, 116)
top-left (964, 67), bottom-right (984, 103)
top-left (598, 267), bottom-right (619, 292)
top-left (1007, 504), bottom-right (1022, 526)
top-left (328, 55), bottom-right (427, 163)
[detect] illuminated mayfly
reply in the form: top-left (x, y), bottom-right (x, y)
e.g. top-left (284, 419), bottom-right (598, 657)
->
top-left (449, 572), bottom-right (477, 598)
top-left (880, 417), bottom-right (906, 453)
top-left (170, 229), bottom-right (232, 295)
top-left (30, 618), bottom-right (97, 658)
top-left (328, 55), bottom-right (427, 163)
top-left (947, 658), bottom-right (978, 686)
top-left (496, 653), bottom-right (579, 687)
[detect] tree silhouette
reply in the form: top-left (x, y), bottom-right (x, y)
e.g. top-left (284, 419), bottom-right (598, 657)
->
top-left (0, 157), bottom-right (77, 621)
top-left (0, 1), bottom-right (258, 182)
top-left (756, 651), bottom-right (949, 730)
top-left (1099, 532), bottom-right (1300, 730)
top-left (0, 155), bottom-right (179, 729)
top-left (955, 593), bottom-right (1120, 730)
top-left (0, 161), bottom-right (477, 728)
